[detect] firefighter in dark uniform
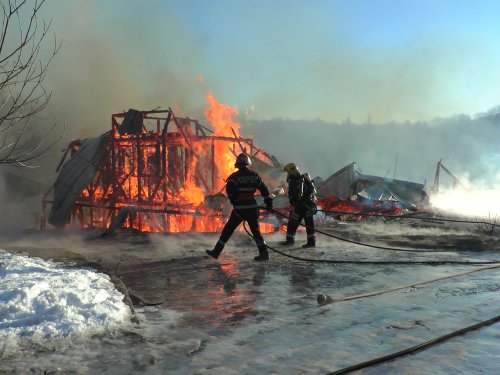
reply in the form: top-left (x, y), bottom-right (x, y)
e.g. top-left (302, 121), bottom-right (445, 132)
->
top-left (206, 153), bottom-right (274, 261)
top-left (281, 162), bottom-right (317, 248)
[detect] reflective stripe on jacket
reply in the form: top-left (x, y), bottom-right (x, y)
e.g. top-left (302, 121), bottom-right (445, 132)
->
top-left (226, 167), bottom-right (270, 209)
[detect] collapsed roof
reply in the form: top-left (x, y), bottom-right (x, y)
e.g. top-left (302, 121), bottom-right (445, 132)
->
top-left (48, 135), bottom-right (109, 227)
top-left (316, 162), bottom-right (428, 210)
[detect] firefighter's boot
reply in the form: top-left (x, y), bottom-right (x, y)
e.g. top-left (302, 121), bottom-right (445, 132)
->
top-left (206, 241), bottom-right (224, 259)
top-left (280, 235), bottom-right (295, 246)
top-left (254, 245), bottom-right (270, 261)
top-left (302, 236), bottom-right (316, 248)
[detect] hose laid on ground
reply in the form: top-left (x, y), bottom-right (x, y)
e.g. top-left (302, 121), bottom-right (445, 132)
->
top-left (247, 208), bottom-right (500, 372)
top-left (248, 208), bottom-right (500, 265)
top-left (270, 208), bottom-right (487, 253)
top-left (317, 263), bottom-right (500, 304)
top-left (242, 220), bottom-right (500, 265)
top-left (327, 313), bottom-right (500, 374)
top-left (317, 208), bottom-right (488, 225)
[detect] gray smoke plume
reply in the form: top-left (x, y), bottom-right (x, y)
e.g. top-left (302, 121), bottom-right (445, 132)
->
top-left (241, 110), bottom-right (500, 188)
top-left (2, 0), bottom-right (500, 234)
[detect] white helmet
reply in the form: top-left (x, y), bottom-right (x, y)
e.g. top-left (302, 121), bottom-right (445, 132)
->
top-left (234, 153), bottom-right (251, 167)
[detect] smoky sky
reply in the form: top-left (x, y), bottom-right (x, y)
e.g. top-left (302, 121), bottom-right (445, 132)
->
top-left (6, 0), bottom-right (500, 189)
top-left (241, 111), bottom-right (500, 188)
top-left (2, 1), bottom-right (500, 236)
top-left (37, 1), bottom-right (500, 130)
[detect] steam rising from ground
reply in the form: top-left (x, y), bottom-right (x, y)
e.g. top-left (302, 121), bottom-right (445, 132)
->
top-left (430, 171), bottom-right (500, 218)
top-left (431, 188), bottom-right (500, 219)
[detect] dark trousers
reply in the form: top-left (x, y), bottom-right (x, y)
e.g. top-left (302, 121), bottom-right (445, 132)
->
top-left (215, 208), bottom-right (267, 254)
top-left (286, 205), bottom-right (316, 241)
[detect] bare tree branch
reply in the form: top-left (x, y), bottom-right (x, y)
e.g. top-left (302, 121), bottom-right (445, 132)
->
top-left (0, 0), bottom-right (62, 167)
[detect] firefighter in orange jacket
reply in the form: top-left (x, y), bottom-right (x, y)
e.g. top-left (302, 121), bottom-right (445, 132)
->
top-left (281, 162), bottom-right (317, 248)
top-left (206, 153), bottom-right (274, 261)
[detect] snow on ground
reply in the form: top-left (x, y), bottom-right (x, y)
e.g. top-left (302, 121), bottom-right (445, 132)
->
top-left (0, 250), bottom-right (131, 357)
top-left (1, 220), bottom-right (500, 374)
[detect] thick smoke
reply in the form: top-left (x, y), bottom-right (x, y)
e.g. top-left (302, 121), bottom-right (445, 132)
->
top-left (241, 111), bottom-right (500, 188)
top-left (2, 1), bottom-right (500, 234)
top-left (30, 1), bottom-right (500, 184)
top-left (36, 1), bottom-right (208, 146)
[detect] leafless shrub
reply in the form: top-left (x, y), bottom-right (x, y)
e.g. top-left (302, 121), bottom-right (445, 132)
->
top-left (476, 214), bottom-right (499, 236)
top-left (0, 0), bottom-right (63, 167)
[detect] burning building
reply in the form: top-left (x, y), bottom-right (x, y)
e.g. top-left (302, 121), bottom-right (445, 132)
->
top-left (41, 93), bottom-right (431, 235)
top-left (41, 99), bottom-right (284, 234)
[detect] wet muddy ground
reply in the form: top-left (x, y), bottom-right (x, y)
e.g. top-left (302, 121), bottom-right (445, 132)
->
top-left (4, 218), bottom-right (500, 326)
top-left (2, 217), bottom-right (500, 373)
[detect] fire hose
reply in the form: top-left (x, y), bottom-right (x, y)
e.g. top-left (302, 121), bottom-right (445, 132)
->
top-left (320, 264), bottom-right (500, 374)
top-left (245, 207), bottom-right (500, 265)
top-left (316, 208), bottom-right (492, 225)
top-left (242, 208), bottom-right (500, 372)
top-left (316, 263), bottom-right (500, 305)
top-left (326, 313), bottom-right (500, 374)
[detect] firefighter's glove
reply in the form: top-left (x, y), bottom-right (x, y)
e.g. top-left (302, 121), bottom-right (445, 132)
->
top-left (264, 197), bottom-right (274, 213)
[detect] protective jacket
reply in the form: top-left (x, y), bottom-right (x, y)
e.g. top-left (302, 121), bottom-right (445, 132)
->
top-left (287, 173), bottom-right (316, 207)
top-left (284, 172), bottom-right (317, 246)
top-left (226, 167), bottom-right (272, 210)
top-left (208, 166), bottom-right (272, 261)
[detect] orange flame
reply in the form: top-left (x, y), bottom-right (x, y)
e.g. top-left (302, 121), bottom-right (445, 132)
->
top-left (205, 92), bottom-right (242, 189)
top-left (205, 92), bottom-right (241, 136)
top-left (72, 96), bottom-right (278, 235)
top-left (178, 152), bottom-right (206, 205)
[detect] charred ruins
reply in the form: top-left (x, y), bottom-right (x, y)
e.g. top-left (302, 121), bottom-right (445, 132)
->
top-left (41, 107), bottom-right (429, 235)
